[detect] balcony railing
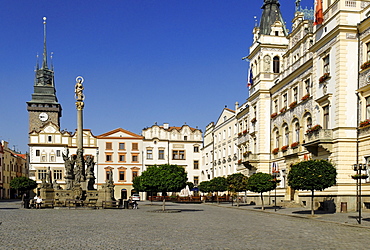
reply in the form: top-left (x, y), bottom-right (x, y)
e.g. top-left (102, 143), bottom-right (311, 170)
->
top-left (303, 129), bottom-right (333, 155)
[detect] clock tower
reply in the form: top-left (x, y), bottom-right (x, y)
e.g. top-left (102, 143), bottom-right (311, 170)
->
top-left (27, 17), bottom-right (62, 133)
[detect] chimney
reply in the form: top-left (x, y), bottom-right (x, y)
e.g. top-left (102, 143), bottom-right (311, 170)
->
top-left (163, 123), bottom-right (169, 129)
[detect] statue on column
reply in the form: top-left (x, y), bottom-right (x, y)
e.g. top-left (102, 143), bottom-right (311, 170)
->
top-left (74, 149), bottom-right (85, 184)
top-left (63, 149), bottom-right (75, 190)
top-left (85, 155), bottom-right (96, 190)
top-left (295, 0), bottom-right (301, 12)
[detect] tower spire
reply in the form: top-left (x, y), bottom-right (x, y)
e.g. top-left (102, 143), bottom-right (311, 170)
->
top-left (259, 0), bottom-right (287, 36)
top-left (42, 17), bottom-right (48, 69)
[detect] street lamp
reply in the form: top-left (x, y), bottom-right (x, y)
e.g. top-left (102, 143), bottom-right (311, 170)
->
top-left (352, 163), bottom-right (368, 224)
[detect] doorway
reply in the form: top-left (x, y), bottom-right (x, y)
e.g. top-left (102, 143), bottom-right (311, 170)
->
top-left (121, 189), bottom-right (127, 200)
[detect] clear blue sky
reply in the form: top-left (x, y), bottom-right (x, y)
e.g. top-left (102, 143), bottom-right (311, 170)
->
top-left (0, 0), bottom-right (313, 153)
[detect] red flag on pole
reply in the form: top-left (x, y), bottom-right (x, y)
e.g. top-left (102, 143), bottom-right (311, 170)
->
top-left (314, 0), bottom-right (324, 25)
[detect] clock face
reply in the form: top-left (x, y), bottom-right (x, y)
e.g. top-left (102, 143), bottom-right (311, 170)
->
top-left (39, 113), bottom-right (48, 122)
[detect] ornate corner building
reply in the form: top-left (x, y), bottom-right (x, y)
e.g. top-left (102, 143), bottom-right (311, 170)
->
top-left (234, 0), bottom-right (370, 211)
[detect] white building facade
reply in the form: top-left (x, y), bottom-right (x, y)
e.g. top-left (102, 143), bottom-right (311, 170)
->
top-left (142, 123), bottom-right (202, 188)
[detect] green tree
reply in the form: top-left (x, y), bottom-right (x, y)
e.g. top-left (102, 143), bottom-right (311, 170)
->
top-left (140, 164), bottom-right (188, 211)
top-left (209, 176), bottom-right (228, 203)
top-left (247, 172), bottom-right (276, 210)
top-left (199, 181), bottom-right (210, 193)
top-left (288, 159), bottom-right (337, 216)
top-left (186, 182), bottom-right (194, 190)
top-left (10, 176), bottom-right (37, 196)
top-left (227, 173), bottom-right (248, 207)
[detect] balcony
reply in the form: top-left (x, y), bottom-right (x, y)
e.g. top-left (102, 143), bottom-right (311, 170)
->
top-left (303, 129), bottom-right (333, 156)
top-left (237, 134), bottom-right (249, 146)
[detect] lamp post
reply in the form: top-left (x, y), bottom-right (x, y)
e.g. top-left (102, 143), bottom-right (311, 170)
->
top-left (352, 163), bottom-right (367, 224)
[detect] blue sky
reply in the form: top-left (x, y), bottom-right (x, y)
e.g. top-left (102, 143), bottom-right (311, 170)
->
top-left (0, 0), bottom-right (314, 153)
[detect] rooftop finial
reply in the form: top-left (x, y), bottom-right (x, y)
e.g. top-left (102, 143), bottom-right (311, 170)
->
top-left (42, 17), bottom-right (48, 69)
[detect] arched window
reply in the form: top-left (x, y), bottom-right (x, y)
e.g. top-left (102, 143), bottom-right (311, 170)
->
top-left (294, 121), bottom-right (300, 142)
top-left (306, 116), bottom-right (312, 131)
top-left (284, 125), bottom-right (289, 145)
top-left (275, 130), bottom-right (279, 148)
top-left (273, 56), bottom-right (280, 73)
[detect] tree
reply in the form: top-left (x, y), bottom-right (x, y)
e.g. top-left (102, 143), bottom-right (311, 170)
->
top-left (227, 173), bottom-right (248, 207)
top-left (186, 182), bottom-right (194, 190)
top-left (288, 159), bottom-right (337, 216)
top-left (199, 181), bottom-right (212, 194)
top-left (10, 176), bottom-right (37, 196)
top-left (246, 172), bottom-right (276, 210)
top-left (209, 176), bottom-right (228, 203)
top-left (140, 164), bottom-right (188, 211)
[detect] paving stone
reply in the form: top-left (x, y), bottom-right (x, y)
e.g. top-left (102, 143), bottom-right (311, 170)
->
top-left (0, 200), bottom-right (369, 249)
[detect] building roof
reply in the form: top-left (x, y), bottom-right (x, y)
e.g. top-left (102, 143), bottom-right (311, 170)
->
top-left (259, 0), bottom-right (287, 36)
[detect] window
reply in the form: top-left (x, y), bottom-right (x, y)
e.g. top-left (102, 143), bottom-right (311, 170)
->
top-left (53, 169), bottom-right (63, 180)
top-left (172, 150), bottom-right (185, 160)
top-left (132, 154), bottom-right (139, 162)
top-left (283, 93), bottom-right (287, 108)
top-left (323, 105), bottom-right (329, 129)
top-left (106, 171), bottom-right (110, 181)
top-left (274, 99), bottom-right (278, 113)
top-left (273, 56), bottom-right (280, 73)
top-left (132, 143), bottom-right (138, 151)
top-left (56, 150), bottom-right (60, 157)
top-left (106, 154), bottom-right (112, 162)
top-left (306, 117), bottom-right (312, 130)
top-left (158, 149), bottom-right (165, 160)
top-left (284, 126), bottom-right (289, 145)
top-left (323, 54), bottom-right (330, 74)
top-left (48, 135), bottom-right (52, 143)
top-left (194, 146), bottom-right (199, 153)
top-left (119, 143), bottom-right (125, 150)
top-left (118, 154), bottom-right (126, 162)
top-left (367, 43), bottom-right (370, 62)
top-left (36, 150), bottom-right (40, 156)
top-left (194, 176), bottom-right (199, 186)
top-left (295, 122), bottom-right (300, 142)
top-left (106, 142), bottom-right (112, 150)
top-left (132, 171), bottom-right (138, 180)
top-left (37, 169), bottom-right (47, 180)
top-left (293, 87), bottom-right (298, 102)
top-left (275, 131), bottom-right (279, 148)
top-left (366, 97), bottom-right (370, 119)
top-left (147, 149), bottom-right (153, 159)
top-left (305, 78), bottom-right (310, 95)
top-left (184, 136), bottom-right (188, 141)
top-left (194, 160), bottom-right (199, 170)
top-left (119, 170), bottom-right (125, 181)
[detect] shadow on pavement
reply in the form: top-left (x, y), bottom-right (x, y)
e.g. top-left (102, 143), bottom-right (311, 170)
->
top-left (292, 210), bottom-right (335, 215)
top-left (252, 206), bottom-right (284, 210)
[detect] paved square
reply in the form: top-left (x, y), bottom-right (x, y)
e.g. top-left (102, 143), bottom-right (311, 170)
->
top-left (1, 201), bottom-right (370, 249)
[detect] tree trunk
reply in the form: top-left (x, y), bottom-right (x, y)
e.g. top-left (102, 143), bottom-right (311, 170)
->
top-left (162, 197), bottom-right (166, 211)
top-left (311, 190), bottom-right (315, 216)
top-left (261, 192), bottom-right (265, 210)
top-left (237, 193), bottom-right (240, 207)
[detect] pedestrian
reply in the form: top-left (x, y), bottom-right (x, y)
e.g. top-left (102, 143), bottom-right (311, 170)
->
top-left (36, 196), bottom-right (43, 209)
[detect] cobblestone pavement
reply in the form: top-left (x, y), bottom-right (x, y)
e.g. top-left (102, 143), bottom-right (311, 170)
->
top-left (1, 200), bottom-right (370, 249)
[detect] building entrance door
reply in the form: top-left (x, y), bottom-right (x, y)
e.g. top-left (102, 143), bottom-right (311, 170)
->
top-left (121, 189), bottom-right (127, 200)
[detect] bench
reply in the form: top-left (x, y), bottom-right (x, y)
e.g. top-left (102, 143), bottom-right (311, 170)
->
top-left (41, 199), bottom-right (55, 208)
top-left (102, 200), bottom-right (120, 209)
top-left (84, 199), bottom-right (98, 209)
top-left (66, 199), bottom-right (83, 209)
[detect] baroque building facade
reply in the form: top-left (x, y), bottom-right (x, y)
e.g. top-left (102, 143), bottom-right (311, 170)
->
top-left (233, 0), bottom-right (370, 211)
top-left (142, 123), bottom-right (202, 191)
top-left (96, 128), bottom-right (143, 200)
